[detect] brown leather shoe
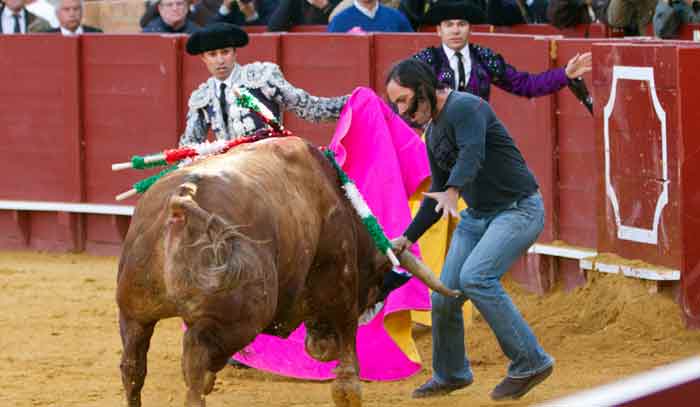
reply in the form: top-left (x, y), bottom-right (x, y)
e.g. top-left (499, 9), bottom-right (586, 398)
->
top-left (490, 365), bottom-right (553, 401)
top-left (411, 377), bottom-right (473, 399)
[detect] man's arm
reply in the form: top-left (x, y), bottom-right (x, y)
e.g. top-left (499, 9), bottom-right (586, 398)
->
top-left (178, 108), bottom-right (209, 147)
top-left (265, 63), bottom-right (349, 122)
top-left (480, 46), bottom-right (590, 98)
top-left (403, 147), bottom-right (450, 243)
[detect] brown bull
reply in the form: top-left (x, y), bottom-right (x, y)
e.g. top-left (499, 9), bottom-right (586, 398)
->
top-left (116, 136), bottom-right (458, 407)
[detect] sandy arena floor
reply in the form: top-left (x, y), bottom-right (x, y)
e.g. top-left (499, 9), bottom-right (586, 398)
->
top-left (1, 251), bottom-right (699, 407)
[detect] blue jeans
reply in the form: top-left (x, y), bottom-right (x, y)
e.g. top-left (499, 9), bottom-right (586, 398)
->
top-left (430, 192), bottom-right (553, 384)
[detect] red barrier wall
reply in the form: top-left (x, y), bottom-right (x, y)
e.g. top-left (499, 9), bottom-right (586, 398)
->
top-left (279, 33), bottom-right (372, 146)
top-left (81, 35), bottom-right (182, 253)
top-left (372, 33), bottom-right (438, 96)
top-left (552, 39), bottom-right (598, 290)
top-left (0, 36), bottom-right (83, 251)
top-left (593, 43), bottom-right (682, 269)
top-left (554, 39), bottom-right (597, 250)
top-left (494, 23), bottom-right (608, 38)
top-left (678, 46), bottom-right (700, 328)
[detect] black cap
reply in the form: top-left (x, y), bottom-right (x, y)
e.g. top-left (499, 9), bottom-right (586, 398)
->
top-left (185, 23), bottom-right (249, 55)
top-left (423, 1), bottom-right (487, 26)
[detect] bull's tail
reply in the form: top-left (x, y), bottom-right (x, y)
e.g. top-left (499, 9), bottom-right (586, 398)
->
top-left (165, 182), bottom-right (268, 294)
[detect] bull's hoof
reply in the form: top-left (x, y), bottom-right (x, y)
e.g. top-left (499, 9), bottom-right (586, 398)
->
top-left (203, 371), bottom-right (216, 395)
top-left (305, 333), bottom-right (339, 362)
top-left (185, 390), bottom-right (206, 407)
top-left (331, 380), bottom-right (362, 407)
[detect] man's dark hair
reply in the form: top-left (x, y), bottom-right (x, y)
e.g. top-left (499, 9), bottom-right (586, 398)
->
top-left (385, 58), bottom-right (445, 116)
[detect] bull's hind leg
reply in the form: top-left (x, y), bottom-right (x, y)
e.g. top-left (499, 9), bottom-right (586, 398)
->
top-left (119, 312), bottom-right (156, 407)
top-left (182, 320), bottom-right (259, 407)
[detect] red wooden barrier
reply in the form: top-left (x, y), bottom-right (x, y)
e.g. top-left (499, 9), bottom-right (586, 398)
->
top-left (372, 33), bottom-right (438, 96)
top-left (0, 36), bottom-right (83, 251)
top-left (553, 38), bottom-right (597, 290)
top-left (81, 35), bottom-right (182, 253)
top-left (593, 42), bottom-right (700, 326)
top-left (279, 33), bottom-right (372, 146)
top-left (495, 23), bottom-right (608, 38)
top-left (678, 45), bottom-right (700, 328)
top-left (593, 43), bottom-right (681, 268)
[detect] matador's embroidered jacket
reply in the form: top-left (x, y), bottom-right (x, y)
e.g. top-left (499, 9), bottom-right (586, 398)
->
top-left (179, 61), bottom-right (348, 146)
top-left (413, 44), bottom-right (569, 101)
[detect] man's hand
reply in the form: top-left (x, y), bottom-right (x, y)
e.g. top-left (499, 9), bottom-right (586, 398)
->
top-left (565, 52), bottom-right (592, 79)
top-left (391, 236), bottom-right (413, 256)
top-left (423, 187), bottom-right (459, 219)
top-left (237, 0), bottom-right (258, 18)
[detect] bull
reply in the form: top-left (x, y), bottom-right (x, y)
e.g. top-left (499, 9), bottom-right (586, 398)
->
top-left (116, 136), bottom-right (458, 407)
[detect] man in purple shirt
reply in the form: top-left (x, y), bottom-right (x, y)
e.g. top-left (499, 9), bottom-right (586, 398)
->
top-left (413, 1), bottom-right (593, 112)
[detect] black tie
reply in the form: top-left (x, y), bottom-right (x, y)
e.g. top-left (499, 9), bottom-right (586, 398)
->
top-left (455, 52), bottom-right (466, 91)
top-left (12, 13), bottom-right (21, 34)
top-left (219, 83), bottom-right (229, 131)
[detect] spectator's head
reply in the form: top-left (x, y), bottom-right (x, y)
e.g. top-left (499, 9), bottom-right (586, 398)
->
top-left (385, 58), bottom-right (444, 128)
top-left (423, 1), bottom-right (486, 51)
top-left (186, 23), bottom-right (249, 80)
top-left (157, 0), bottom-right (189, 30)
top-left (53, 0), bottom-right (83, 32)
top-left (4, 0), bottom-right (26, 13)
top-left (356, 0), bottom-right (379, 9)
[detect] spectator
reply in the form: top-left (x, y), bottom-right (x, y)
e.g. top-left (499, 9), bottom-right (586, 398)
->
top-left (547, 0), bottom-right (608, 29)
top-left (1, 0), bottom-right (51, 33)
top-left (654, 0), bottom-right (700, 38)
top-left (179, 22), bottom-right (348, 145)
top-left (488, 0), bottom-right (549, 26)
top-left (143, 0), bottom-right (200, 33)
top-left (140, 0), bottom-right (222, 28)
top-left (606, 0), bottom-right (656, 35)
top-left (414, 1), bottom-right (593, 112)
top-left (25, 0), bottom-right (59, 27)
top-left (330, 0), bottom-right (401, 24)
top-left (44, 0), bottom-right (102, 34)
top-left (328, 0), bottom-right (413, 32)
top-left (208, 0), bottom-right (277, 26)
top-left (268, 0), bottom-right (340, 31)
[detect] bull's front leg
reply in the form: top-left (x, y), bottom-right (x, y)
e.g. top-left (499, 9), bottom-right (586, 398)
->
top-left (119, 312), bottom-right (156, 407)
top-left (331, 322), bottom-right (362, 407)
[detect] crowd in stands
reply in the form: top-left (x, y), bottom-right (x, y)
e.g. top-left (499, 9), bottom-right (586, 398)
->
top-left (0, 1), bottom-right (699, 39)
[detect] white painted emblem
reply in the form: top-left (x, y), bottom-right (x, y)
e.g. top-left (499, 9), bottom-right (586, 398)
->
top-left (603, 66), bottom-right (668, 245)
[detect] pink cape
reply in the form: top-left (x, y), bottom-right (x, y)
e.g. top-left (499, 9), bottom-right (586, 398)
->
top-left (233, 87), bottom-right (431, 381)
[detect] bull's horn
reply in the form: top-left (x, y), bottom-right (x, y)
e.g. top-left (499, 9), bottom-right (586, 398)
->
top-left (398, 250), bottom-right (461, 298)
